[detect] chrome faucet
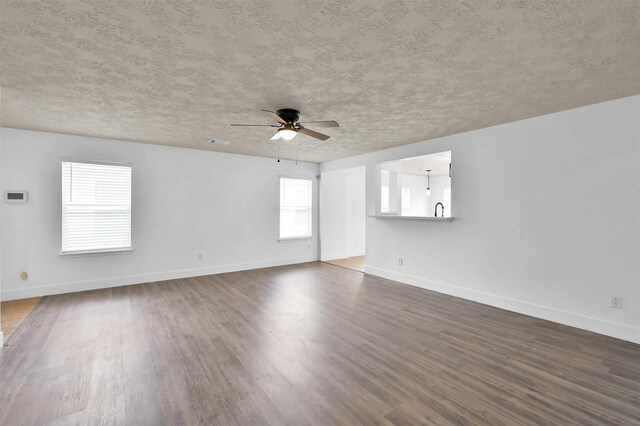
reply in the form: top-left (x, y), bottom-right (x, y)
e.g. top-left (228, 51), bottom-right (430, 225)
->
top-left (435, 202), bottom-right (444, 217)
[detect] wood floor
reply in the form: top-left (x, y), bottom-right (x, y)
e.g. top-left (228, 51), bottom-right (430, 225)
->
top-left (324, 255), bottom-right (365, 272)
top-left (1, 262), bottom-right (638, 425)
top-left (1, 297), bottom-right (42, 341)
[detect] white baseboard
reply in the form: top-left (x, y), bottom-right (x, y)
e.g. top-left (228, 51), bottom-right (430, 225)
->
top-left (321, 251), bottom-right (349, 261)
top-left (365, 266), bottom-right (640, 344)
top-left (1, 255), bottom-right (318, 301)
top-left (321, 251), bottom-right (365, 261)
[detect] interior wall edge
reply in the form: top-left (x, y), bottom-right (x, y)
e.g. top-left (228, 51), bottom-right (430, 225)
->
top-left (366, 266), bottom-right (640, 344)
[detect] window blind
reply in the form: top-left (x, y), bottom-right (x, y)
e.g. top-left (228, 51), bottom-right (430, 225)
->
top-left (61, 161), bottom-right (132, 253)
top-left (280, 177), bottom-right (312, 239)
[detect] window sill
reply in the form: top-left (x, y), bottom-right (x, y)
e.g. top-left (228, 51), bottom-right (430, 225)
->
top-left (59, 247), bottom-right (135, 257)
top-left (278, 236), bottom-right (313, 242)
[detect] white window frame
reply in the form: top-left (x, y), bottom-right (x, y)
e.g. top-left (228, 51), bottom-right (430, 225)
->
top-left (279, 176), bottom-right (313, 241)
top-left (60, 159), bottom-right (133, 255)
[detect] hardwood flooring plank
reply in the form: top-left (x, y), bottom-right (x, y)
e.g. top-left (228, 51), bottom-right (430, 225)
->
top-left (1, 261), bottom-right (638, 425)
top-left (1, 297), bottom-right (42, 342)
top-left (324, 256), bottom-right (365, 272)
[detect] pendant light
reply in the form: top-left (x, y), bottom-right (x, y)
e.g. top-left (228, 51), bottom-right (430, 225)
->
top-left (425, 169), bottom-right (431, 197)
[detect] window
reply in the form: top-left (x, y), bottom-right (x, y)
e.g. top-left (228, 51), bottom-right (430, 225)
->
top-left (279, 177), bottom-right (312, 239)
top-left (61, 161), bottom-right (132, 254)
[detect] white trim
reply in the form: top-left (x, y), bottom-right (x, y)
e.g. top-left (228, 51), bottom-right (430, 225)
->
top-left (0, 331), bottom-right (4, 347)
top-left (278, 174), bottom-right (313, 181)
top-left (59, 247), bottom-right (134, 256)
top-left (278, 236), bottom-right (313, 242)
top-left (321, 251), bottom-right (350, 261)
top-left (0, 255), bottom-right (318, 301)
top-left (321, 250), bottom-right (365, 261)
top-left (61, 158), bottom-right (132, 167)
top-left (369, 215), bottom-right (453, 221)
top-left (365, 266), bottom-right (640, 344)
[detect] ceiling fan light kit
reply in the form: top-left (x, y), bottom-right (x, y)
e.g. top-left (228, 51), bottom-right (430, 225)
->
top-left (231, 108), bottom-right (339, 143)
top-left (274, 123), bottom-right (298, 140)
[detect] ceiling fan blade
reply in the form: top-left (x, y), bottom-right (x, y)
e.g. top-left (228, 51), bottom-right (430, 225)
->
top-left (261, 109), bottom-right (287, 125)
top-left (230, 124), bottom-right (279, 127)
top-left (270, 132), bottom-right (282, 140)
top-left (298, 127), bottom-right (330, 141)
top-left (297, 120), bottom-right (339, 128)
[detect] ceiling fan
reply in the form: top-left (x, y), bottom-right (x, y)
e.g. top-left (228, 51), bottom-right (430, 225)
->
top-left (231, 109), bottom-right (339, 141)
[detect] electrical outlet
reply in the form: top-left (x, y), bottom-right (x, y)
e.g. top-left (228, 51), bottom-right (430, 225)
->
top-left (398, 258), bottom-right (403, 266)
top-left (197, 253), bottom-right (204, 261)
top-left (610, 296), bottom-right (623, 309)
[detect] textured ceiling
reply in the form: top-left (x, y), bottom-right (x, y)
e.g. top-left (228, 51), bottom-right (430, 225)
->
top-left (1, 1), bottom-right (639, 163)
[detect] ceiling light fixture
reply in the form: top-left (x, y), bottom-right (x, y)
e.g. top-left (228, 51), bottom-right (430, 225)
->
top-left (277, 123), bottom-right (298, 140)
top-left (425, 169), bottom-right (431, 197)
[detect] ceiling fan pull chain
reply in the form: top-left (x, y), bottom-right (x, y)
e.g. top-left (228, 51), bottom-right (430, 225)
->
top-left (277, 140), bottom-right (280, 163)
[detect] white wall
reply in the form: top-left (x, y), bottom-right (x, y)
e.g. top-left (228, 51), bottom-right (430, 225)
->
top-left (319, 172), bottom-right (347, 260)
top-left (346, 172), bottom-right (366, 256)
top-left (401, 174), bottom-right (428, 216)
top-left (321, 95), bottom-right (640, 343)
top-left (0, 128), bottom-right (319, 300)
top-left (320, 167), bottom-right (365, 260)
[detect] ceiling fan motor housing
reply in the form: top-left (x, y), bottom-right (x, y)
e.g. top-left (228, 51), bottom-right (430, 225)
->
top-left (276, 109), bottom-right (300, 124)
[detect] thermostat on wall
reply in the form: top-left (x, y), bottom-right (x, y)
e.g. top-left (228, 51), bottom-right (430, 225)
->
top-left (4, 191), bottom-right (28, 203)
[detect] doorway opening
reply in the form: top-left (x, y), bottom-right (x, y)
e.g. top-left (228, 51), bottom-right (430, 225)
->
top-left (320, 166), bottom-right (366, 272)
